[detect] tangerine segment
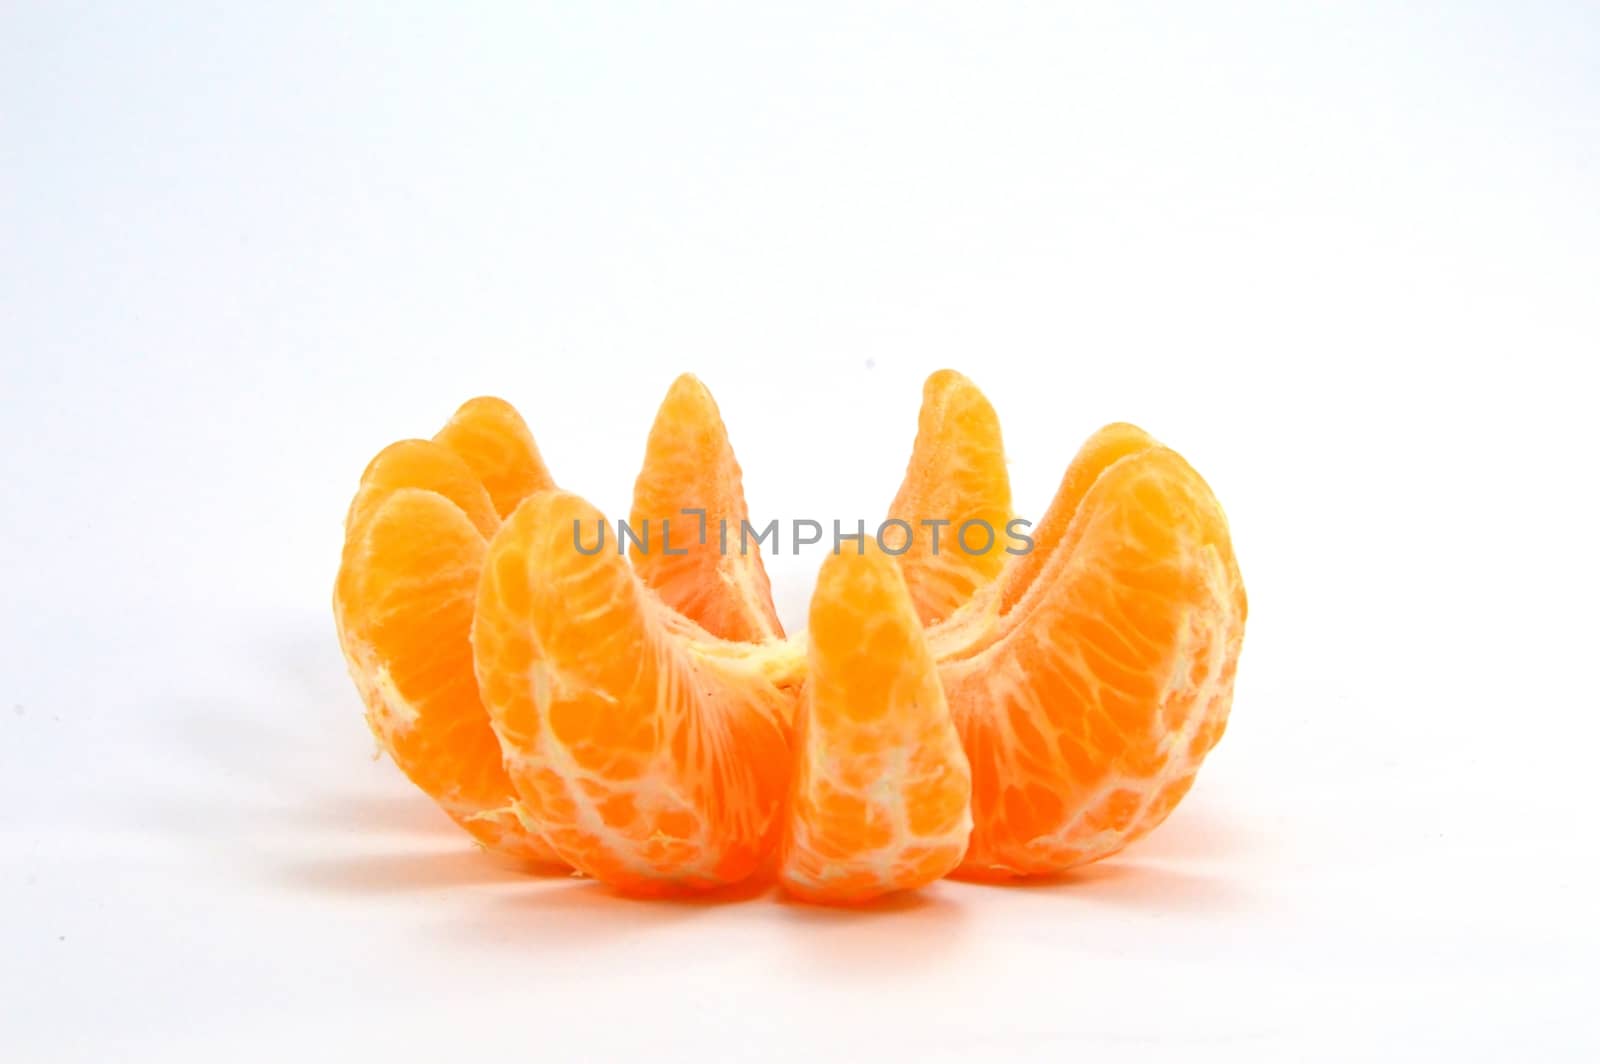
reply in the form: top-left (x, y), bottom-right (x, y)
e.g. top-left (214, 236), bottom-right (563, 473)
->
top-left (434, 396), bottom-right (556, 519)
top-left (629, 375), bottom-right (784, 643)
top-left (334, 485), bottom-right (562, 865)
top-left (473, 490), bottom-right (802, 894)
top-left (993, 421), bottom-right (1157, 614)
top-left (780, 544), bottom-right (972, 904)
top-left (887, 370), bottom-right (1013, 625)
top-left (936, 442), bottom-right (1246, 879)
top-left (926, 422), bottom-right (1161, 663)
top-left (336, 439), bottom-right (497, 706)
top-left (343, 439), bottom-right (500, 544)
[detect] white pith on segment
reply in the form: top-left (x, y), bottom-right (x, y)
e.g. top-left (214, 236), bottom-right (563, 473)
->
top-left (370, 663), bottom-right (422, 738)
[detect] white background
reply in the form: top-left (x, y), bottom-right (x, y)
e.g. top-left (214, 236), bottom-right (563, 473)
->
top-left (3, 4), bottom-right (1597, 1060)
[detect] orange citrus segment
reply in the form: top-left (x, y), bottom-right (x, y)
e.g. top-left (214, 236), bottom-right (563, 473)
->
top-left (473, 489), bottom-right (800, 894)
top-left (887, 370), bottom-right (1013, 625)
top-left (629, 374), bottom-right (784, 643)
top-left (434, 396), bottom-right (556, 519)
top-left (994, 421), bottom-right (1158, 613)
top-left (333, 486), bottom-right (562, 865)
top-left (925, 421), bottom-right (1163, 663)
top-left (933, 442), bottom-right (1247, 878)
top-left (343, 439), bottom-right (500, 544)
top-left (780, 543), bottom-right (971, 904)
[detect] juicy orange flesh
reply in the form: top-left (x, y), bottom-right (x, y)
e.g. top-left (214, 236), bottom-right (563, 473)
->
top-left (938, 445), bottom-right (1245, 877)
top-left (630, 374), bottom-right (784, 643)
top-left (926, 421), bottom-right (1161, 665)
top-left (780, 543), bottom-right (972, 903)
top-left (994, 421), bottom-right (1158, 614)
top-left (334, 485), bottom-right (561, 865)
top-left (343, 439), bottom-right (499, 543)
top-left (335, 375), bottom-right (1247, 896)
top-left (474, 490), bottom-right (796, 894)
top-left (887, 370), bottom-right (1013, 625)
top-left (433, 396), bottom-right (556, 518)
top-left (333, 409), bottom-right (564, 866)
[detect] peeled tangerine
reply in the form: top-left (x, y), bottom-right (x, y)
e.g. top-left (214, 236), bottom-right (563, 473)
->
top-left (333, 371), bottom-right (1247, 904)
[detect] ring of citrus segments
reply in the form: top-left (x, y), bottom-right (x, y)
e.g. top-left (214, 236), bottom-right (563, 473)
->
top-left (337, 372), bottom-right (1246, 900)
